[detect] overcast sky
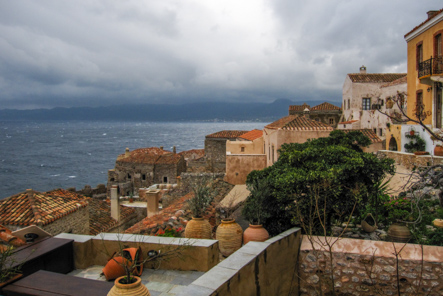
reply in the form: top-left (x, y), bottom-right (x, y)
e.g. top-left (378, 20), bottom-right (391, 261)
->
top-left (0, 1), bottom-right (441, 110)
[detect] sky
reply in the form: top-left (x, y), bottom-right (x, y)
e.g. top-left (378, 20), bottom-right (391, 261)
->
top-left (0, 1), bottom-right (442, 110)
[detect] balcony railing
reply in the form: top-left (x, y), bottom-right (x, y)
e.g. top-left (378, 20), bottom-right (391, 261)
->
top-left (418, 56), bottom-right (443, 78)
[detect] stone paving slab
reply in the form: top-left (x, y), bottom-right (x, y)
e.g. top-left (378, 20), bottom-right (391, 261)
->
top-left (69, 266), bottom-right (205, 295)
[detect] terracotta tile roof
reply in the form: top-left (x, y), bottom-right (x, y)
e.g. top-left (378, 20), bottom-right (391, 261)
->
top-left (289, 103), bottom-right (310, 112)
top-left (341, 129), bottom-right (382, 143)
top-left (0, 225), bottom-right (26, 248)
top-left (0, 189), bottom-right (88, 227)
top-left (338, 120), bottom-right (359, 125)
top-left (310, 102), bottom-right (341, 111)
top-left (381, 76), bottom-right (407, 88)
top-left (238, 129), bottom-right (263, 141)
top-left (156, 153), bottom-right (183, 165)
top-left (118, 147), bottom-right (176, 165)
top-left (348, 73), bottom-right (406, 83)
top-left (89, 199), bottom-right (136, 235)
top-left (125, 193), bottom-right (194, 234)
top-left (206, 130), bottom-right (248, 139)
top-left (178, 149), bottom-right (205, 160)
top-left (405, 9), bottom-right (443, 39)
top-left (265, 115), bottom-right (334, 131)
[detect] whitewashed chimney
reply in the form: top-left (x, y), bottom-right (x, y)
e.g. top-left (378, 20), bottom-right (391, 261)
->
top-left (111, 185), bottom-right (120, 222)
top-left (26, 188), bottom-right (33, 199)
top-left (125, 148), bottom-right (130, 158)
top-left (360, 65), bottom-right (367, 74)
top-left (146, 190), bottom-right (160, 217)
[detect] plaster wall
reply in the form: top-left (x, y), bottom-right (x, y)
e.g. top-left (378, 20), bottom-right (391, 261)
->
top-left (225, 154), bottom-right (267, 185)
top-left (264, 128), bottom-right (331, 166)
top-left (385, 124), bottom-right (434, 154)
top-left (342, 76), bottom-right (406, 138)
top-left (56, 233), bottom-right (220, 272)
top-left (406, 18), bottom-right (443, 126)
top-left (226, 137), bottom-right (264, 155)
top-left (178, 227), bottom-right (301, 296)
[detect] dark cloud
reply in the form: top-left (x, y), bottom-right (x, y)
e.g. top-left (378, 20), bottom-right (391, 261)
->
top-left (0, 0), bottom-right (441, 109)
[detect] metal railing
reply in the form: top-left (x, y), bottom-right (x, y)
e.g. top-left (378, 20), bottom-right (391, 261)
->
top-left (418, 56), bottom-right (443, 78)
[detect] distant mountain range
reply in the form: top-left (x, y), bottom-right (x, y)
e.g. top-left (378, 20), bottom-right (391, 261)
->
top-left (0, 99), bottom-right (339, 122)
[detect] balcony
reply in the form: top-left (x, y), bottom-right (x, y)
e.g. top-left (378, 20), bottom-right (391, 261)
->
top-left (418, 56), bottom-right (443, 79)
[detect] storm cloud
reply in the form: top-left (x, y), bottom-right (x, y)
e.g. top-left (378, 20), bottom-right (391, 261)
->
top-left (0, 0), bottom-right (441, 109)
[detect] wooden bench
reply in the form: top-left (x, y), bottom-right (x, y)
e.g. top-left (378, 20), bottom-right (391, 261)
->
top-left (3, 270), bottom-right (114, 296)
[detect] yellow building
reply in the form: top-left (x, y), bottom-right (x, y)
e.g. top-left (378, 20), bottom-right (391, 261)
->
top-left (387, 10), bottom-right (443, 153)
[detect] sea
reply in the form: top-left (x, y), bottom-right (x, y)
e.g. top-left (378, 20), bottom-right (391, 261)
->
top-left (0, 120), bottom-right (268, 200)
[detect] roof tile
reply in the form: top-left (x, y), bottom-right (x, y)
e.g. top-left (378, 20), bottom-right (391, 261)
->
top-left (206, 130), bottom-right (248, 139)
top-left (238, 129), bottom-right (263, 141)
top-left (265, 115), bottom-right (334, 131)
top-left (348, 73), bottom-right (406, 83)
top-left (341, 129), bottom-right (382, 143)
top-left (404, 9), bottom-right (443, 38)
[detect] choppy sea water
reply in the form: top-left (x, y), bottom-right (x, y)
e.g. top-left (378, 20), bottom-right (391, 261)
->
top-left (0, 121), bottom-right (268, 199)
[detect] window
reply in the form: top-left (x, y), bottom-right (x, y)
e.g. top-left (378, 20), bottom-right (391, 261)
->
top-left (379, 128), bottom-right (383, 137)
top-left (348, 99), bottom-right (350, 110)
top-left (362, 98), bottom-right (371, 110)
top-left (142, 174), bottom-right (146, 181)
top-left (241, 147), bottom-right (245, 152)
top-left (416, 42), bottom-right (423, 70)
top-left (435, 32), bottom-right (442, 57)
top-left (272, 145), bottom-right (275, 163)
top-left (415, 90), bottom-right (424, 120)
top-left (163, 176), bottom-right (168, 183)
top-left (329, 118), bottom-right (334, 125)
top-left (373, 128), bottom-right (377, 134)
top-left (127, 173), bottom-right (131, 179)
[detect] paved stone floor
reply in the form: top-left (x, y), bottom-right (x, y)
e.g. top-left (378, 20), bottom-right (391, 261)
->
top-left (69, 265), bottom-right (205, 296)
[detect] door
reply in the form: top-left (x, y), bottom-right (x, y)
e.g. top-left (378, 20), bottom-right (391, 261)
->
top-left (436, 83), bottom-right (442, 128)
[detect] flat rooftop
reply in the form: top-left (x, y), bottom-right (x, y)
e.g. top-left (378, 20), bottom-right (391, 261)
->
top-left (69, 265), bottom-right (204, 296)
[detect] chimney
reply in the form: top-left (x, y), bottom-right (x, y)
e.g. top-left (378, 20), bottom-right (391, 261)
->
top-left (360, 65), bottom-right (367, 74)
top-left (110, 185), bottom-right (120, 222)
top-left (160, 146), bottom-right (163, 150)
top-left (427, 10), bottom-right (439, 19)
top-left (146, 190), bottom-right (160, 217)
top-left (173, 146), bottom-right (176, 154)
top-left (303, 108), bottom-right (310, 118)
top-left (125, 148), bottom-right (130, 158)
top-left (26, 189), bottom-right (33, 199)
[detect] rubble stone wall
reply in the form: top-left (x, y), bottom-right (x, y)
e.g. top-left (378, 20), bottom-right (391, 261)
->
top-left (299, 236), bottom-right (443, 295)
top-left (42, 206), bottom-right (89, 236)
top-left (378, 150), bottom-right (443, 170)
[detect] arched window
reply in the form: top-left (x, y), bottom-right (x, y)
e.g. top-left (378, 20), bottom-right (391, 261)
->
top-left (389, 137), bottom-right (398, 151)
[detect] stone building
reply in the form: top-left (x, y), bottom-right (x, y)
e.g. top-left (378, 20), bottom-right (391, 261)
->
top-left (340, 66), bottom-right (406, 140)
top-left (264, 115), bottom-right (333, 166)
top-left (203, 130), bottom-right (248, 173)
top-left (0, 189), bottom-right (89, 236)
top-left (289, 102), bottom-right (342, 128)
top-left (107, 147), bottom-right (186, 196)
top-left (225, 129), bottom-right (266, 184)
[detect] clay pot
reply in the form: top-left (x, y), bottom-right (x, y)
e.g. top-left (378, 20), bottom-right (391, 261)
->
top-left (410, 130), bottom-right (415, 136)
top-left (243, 224), bottom-right (270, 244)
top-left (414, 151), bottom-right (427, 155)
top-left (433, 219), bottom-right (443, 228)
top-left (185, 217), bottom-right (212, 239)
top-left (387, 223), bottom-right (411, 243)
top-left (102, 256), bottom-right (127, 281)
top-left (435, 146), bottom-right (443, 156)
top-left (216, 219), bottom-right (243, 256)
top-left (107, 276), bottom-right (150, 296)
top-left (361, 213), bottom-right (377, 233)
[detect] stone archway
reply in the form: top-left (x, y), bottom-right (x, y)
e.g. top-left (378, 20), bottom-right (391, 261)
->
top-left (389, 137), bottom-right (398, 151)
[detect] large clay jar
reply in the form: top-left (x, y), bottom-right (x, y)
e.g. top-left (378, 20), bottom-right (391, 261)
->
top-left (243, 224), bottom-right (270, 244)
top-left (387, 223), bottom-right (411, 243)
top-left (435, 146), bottom-right (443, 156)
top-left (216, 219), bottom-right (243, 257)
top-left (108, 276), bottom-right (150, 296)
top-left (102, 256), bottom-right (127, 281)
top-left (185, 217), bottom-right (212, 239)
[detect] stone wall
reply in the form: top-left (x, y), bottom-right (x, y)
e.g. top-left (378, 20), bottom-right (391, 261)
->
top-left (42, 206), bottom-right (89, 236)
top-left (378, 150), bottom-right (443, 170)
top-left (299, 236), bottom-right (443, 295)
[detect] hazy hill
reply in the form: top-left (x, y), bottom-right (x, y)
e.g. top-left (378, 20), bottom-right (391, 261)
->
top-left (0, 99), bottom-right (338, 122)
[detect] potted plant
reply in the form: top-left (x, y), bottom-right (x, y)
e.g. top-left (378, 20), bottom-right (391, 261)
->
top-left (404, 133), bottom-right (426, 155)
top-left (385, 197), bottom-right (413, 243)
top-left (0, 245), bottom-right (24, 293)
top-left (242, 178), bottom-right (271, 244)
top-left (184, 180), bottom-right (216, 239)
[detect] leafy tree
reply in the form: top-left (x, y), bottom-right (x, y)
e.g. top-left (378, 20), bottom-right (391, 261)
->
top-left (246, 130), bottom-right (395, 235)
